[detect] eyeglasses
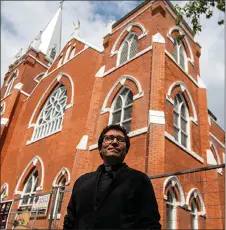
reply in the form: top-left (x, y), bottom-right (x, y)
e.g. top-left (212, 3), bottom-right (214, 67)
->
top-left (103, 135), bottom-right (125, 144)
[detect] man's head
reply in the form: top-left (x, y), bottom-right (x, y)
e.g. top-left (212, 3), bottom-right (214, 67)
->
top-left (98, 125), bottom-right (130, 165)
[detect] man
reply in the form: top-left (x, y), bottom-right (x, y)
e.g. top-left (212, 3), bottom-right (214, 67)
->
top-left (63, 124), bottom-right (161, 229)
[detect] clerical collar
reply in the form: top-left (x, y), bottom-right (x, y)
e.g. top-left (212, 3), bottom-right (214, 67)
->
top-left (102, 163), bottom-right (123, 173)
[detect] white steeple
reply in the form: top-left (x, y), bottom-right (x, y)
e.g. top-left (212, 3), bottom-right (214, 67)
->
top-left (30, 1), bottom-right (63, 60)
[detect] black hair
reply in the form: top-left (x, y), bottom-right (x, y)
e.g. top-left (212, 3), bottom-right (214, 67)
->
top-left (98, 124), bottom-right (130, 153)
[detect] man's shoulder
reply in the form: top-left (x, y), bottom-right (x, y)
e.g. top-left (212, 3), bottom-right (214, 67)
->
top-left (74, 171), bottom-right (96, 186)
top-left (127, 167), bottom-right (150, 182)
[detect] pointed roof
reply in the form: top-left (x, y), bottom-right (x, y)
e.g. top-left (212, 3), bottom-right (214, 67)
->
top-left (30, 2), bottom-right (63, 58)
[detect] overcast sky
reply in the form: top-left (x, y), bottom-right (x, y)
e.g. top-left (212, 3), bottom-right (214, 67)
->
top-left (1, 1), bottom-right (224, 128)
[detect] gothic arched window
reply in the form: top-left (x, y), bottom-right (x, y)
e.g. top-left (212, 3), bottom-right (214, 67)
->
top-left (31, 84), bottom-right (67, 141)
top-left (191, 198), bottom-right (199, 229)
top-left (166, 188), bottom-right (177, 229)
top-left (4, 74), bottom-right (16, 98)
top-left (53, 176), bottom-right (66, 219)
top-left (70, 46), bottom-right (76, 59)
top-left (20, 169), bottom-right (38, 208)
top-left (173, 39), bottom-right (187, 71)
top-left (64, 46), bottom-right (71, 64)
top-left (173, 94), bottom-right (189, 148)
top-left (110, 87), bottom-right (133, 133)
top-left (57, 55), bottom-right (63, 68)
top-left (118, 33), bottom-right (138, 66)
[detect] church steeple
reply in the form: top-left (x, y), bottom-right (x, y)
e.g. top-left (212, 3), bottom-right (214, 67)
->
top-left (29, 1), bottom-right (63, 61)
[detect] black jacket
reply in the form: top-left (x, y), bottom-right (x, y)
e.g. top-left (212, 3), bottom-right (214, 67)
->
top-left (63, 163), bottom-right (161, 229)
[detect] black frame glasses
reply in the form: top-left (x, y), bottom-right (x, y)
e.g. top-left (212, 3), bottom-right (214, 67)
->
top-left (103, 135), bottom-right (125, 144)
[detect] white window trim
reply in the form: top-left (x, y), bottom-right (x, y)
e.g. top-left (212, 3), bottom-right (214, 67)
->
top-left (108, 87), bottom-right (133, 132)
top-left (70, 45), bottom-right (76, 59)
top-left (166, 81), bottom-right (198, 124)
top-left (186, 188), bottom-right (206, 217)
top-left (29, 84), bottom-right (67, 143)
top-left (165, 131), bottom-right (204, 163)
top-left (63, 46), bottom-right (71, 64)
top-left (190, 198), bottom-right (199, 229)
top-left (209, 132), bottom-right (225, 148)
top-left (19, 169), bottom-right (38, 208)
top-left (173, 93), bottom-right (190, 149)
top-left (34, 72), bottom-right (46, 83)
top-left (27, 73), bottom-right (74, 129)
top-left (165, 187), bottom-right (178, 229)
top-left (0, 183), bottom-right (9, 201)
top-left (110, 22), bottom-right (147, 56)
top-left (101, 75), bottom-right (144, 114)
top-left (52, 168), bottom-right (71, 187)
top-left (163, 176), bottom-right (185, 207)
top-left (51, 176), bottom-right (67, 219)
top-left (116, 32), bottom-right (139, 66)
top-left (88, 127), bottom-right (148, 150)
top-left (14, 156), bottom-right (44, 195)
top-left (57, 55), bottom-right (63, 68)
top-left (209, 141), bottom-right (223, 175)
top-left (167, 25), bottom-right (194, 64)
top-left (173, 39), bottom-right (188, 72)
top-left (3, 69), bottom-right (19, 98)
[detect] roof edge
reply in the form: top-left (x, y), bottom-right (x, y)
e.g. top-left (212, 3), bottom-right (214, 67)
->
top-left (112, 0), bottom-right (194, 37)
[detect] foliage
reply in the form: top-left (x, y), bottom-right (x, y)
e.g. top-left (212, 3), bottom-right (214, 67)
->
top-left (174, 0), bottom-right (225, 35)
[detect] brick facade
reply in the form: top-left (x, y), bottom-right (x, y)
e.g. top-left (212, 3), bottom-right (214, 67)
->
top-left (1, 1), bottom-right (225, 229)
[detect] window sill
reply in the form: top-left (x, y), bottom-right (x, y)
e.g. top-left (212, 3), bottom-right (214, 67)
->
top-left (165, 131), bottom-right (204, 163)
top-left (26, 128), bottom-right (62, 146)
top-left (103, 45), bottom-right (152, 78)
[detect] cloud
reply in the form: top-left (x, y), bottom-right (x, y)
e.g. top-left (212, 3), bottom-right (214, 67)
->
top-left (1, 1), bottom-right (224, 128)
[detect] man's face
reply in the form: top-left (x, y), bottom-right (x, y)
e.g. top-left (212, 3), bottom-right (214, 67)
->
top-left (100, 129), bottom-right (127, 165)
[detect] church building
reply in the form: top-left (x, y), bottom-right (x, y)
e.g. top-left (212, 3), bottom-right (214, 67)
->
top-left (1, 1), bottom-right (225, 229)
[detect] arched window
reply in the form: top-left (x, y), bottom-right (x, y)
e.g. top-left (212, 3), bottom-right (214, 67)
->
top-left (50, 47), bottom-right (57, 60)
top-left (191, 198), bottom-right (199, 229)
top-left (57, 55), bottom-right (63, 68)
top-left (0, 101), bottom-right (5, 116)
top-left (118, 33), bottom-right (138, 65)
top-left (166, 188), bottom-right (177, 229)
top-left (0, 183), bottom-right (9, 201)
top-left (173, 39), bottom-right (187, 71)
top-left (186, 188), bottom-right (206, 229)
top-left (53, 176), bottom-right (66, 219)
top-left (70, 46), bottom-right (76, 59)
top-left (20, 169), bottom-right (38, 208)
top-left (173, 94), bottom-right (189, 148)
top-left (4, 74), bottom-right (16, 98)
top-left (31, 84), bottom-right (67, 141)
top-left (110, 87), bottom-right (133, 133)
top-left (64, 46), bottom-right (71, 64)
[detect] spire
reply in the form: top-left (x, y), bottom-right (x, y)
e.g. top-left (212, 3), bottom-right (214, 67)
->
top-left (30, 2), bottom-right (63, 60)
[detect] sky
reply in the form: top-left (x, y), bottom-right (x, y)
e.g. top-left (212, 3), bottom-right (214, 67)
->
top-left (1, 1), bottom-right (225, 129)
